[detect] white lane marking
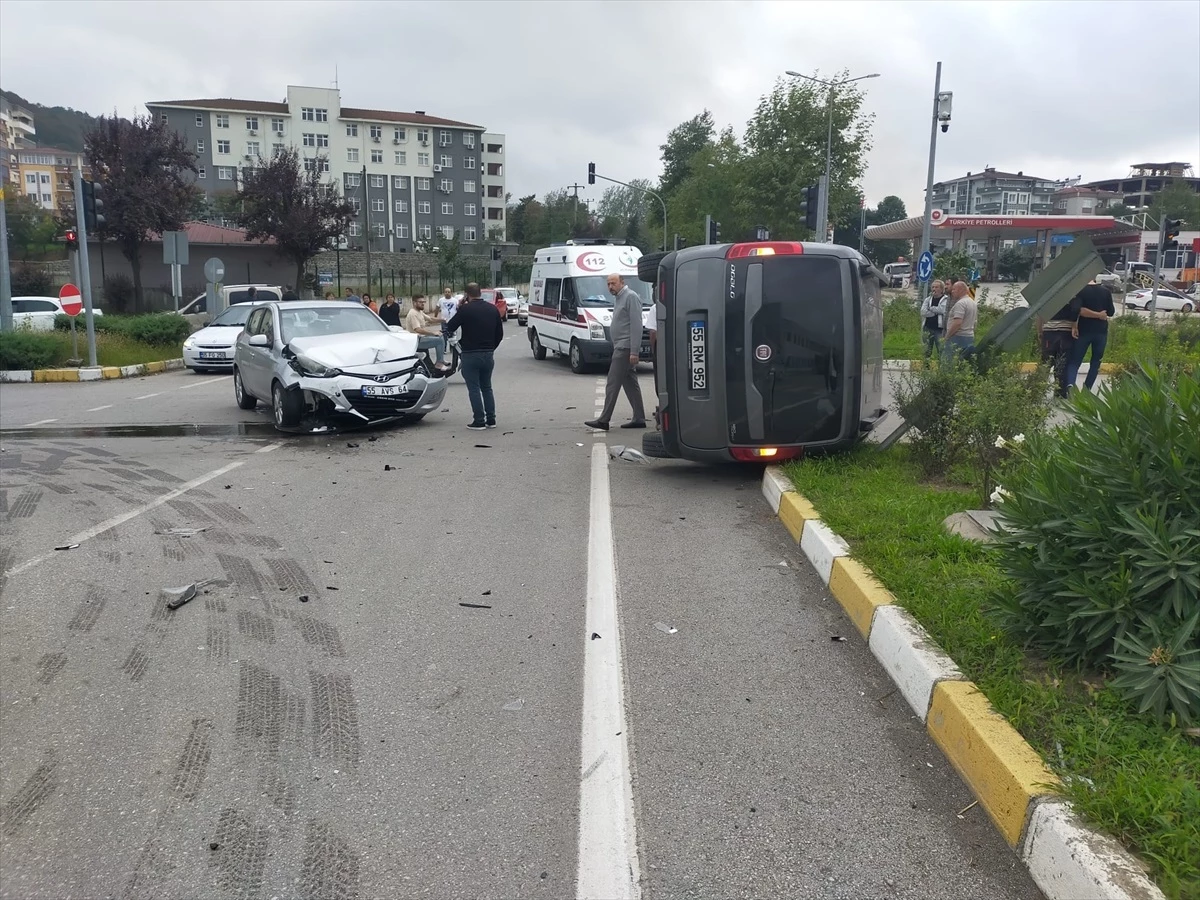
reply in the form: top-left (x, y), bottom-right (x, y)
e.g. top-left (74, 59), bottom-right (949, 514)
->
top-left (86, 405), bottom-right (113, 412)
top-left (176, 376), bottom-right (226, 391)
top-left (576, 442), bottom-right (641, 900)
top-left (3, 457), bottom-right (249, 580)
top-left (133, 393), bottom-right (161, 400)
top-left (23, 418), bottom-right (59, 427)
top-left (255, 442), bottom-right (283, 454)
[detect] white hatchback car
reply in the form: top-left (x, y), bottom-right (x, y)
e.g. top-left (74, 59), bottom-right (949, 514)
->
top-left (11, 296), bottom-right (104, 331)
top-left (182, 302), bottom-right (262, 372)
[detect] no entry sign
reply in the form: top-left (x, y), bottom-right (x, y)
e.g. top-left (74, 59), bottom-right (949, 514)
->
top-left (59, 283), bottom-right (83, 317)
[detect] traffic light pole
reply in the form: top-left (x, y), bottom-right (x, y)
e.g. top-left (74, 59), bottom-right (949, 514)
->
top-left (590, 170), bottom-right (667, 252)
top-left (72, 168), bottom-right (98, 367)
top-left (1149, 215), bottom-right (1167, 320)
top-left (918, 61), bottom-right (943, 302)
top-left (0, 188), bottom-right (12, 333)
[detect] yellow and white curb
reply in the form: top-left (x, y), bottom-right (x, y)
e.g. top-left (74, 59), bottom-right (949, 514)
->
top-left (0, 359), bottom-right (185, 383)
top-left (761, 466), bottom-right (1164, 900)
top-left (883, 359), bottom-right (1118, 374)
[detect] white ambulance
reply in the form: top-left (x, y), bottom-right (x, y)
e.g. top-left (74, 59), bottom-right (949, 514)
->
top-left (526, 240), bottom-right (655, 373)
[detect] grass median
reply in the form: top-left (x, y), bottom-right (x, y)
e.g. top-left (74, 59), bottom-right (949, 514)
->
top-left (0, 329), bottom-right (182, 370)
top-left (784, 446), bottom-right (1200, 899)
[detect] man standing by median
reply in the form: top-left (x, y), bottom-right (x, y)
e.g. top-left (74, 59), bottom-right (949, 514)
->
top-left (942, 279), bottom-right (978, 360)
top-left (585, 273), bottom-right (646, 432)
top-left (445, 283), bottom-right (504, 430)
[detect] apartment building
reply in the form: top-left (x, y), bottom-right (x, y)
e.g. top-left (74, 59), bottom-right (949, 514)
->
top-left (930, 166), bottom-right (1060, 217)
top-left (1, 95), bottom-right (37, 189)
top-left (14, 147), bottom-right (86, 213)
top-left (145, 85), bottom-right (507, 252)
top-left (1083, 162), bottom-right (1199, 209)
top-left (1052, 185), bottom-right (1124, 216)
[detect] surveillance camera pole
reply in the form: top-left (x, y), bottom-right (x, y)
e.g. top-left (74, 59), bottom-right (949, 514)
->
top-left (918, 61), bottom-right (943, 302)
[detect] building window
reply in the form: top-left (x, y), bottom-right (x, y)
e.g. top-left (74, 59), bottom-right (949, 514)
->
top-left (393, 176), bottom-right (408, 189)
top-left (418, 200), bottom-right (431, 214)
top-left (304, 158), bottom-right (317, 173)
top-left (440, 225), bottom-right (455, 240)
top-left (348, 222), bottom-right (361, 237)
top-left (417, 128), bottom-right (430, 144)
top-left (371, 149), bottom-right (383, 163)
top-left (319, 158), bottom-right (330, 173)
top-left (394, 127), bottom-right (406, 142)
top-left (465, 155), bottom-right (476, 170)
top-left (246, 116), bottom-right (259, 131)
top-left (395, 200), bottom-right (409, 213)
top-left (315, 108), bottom-right (328, 122)
top-left (217, 167), bottom-right (234, 180)
top-left (464, 133), bottom-right (475, 148)
top-left (217, 140), bottom-right (231, 154)
top-left (418, 224), bottom-right (432, 240)
top-left (486, 142), bottom-right (503, 155)
top-left (370, 175), bottom-right (385, 191)
top-left (440, 179), bottom-right (453, 193)
top-left (345, 173), bottom-right (361, 188)
top-left (346, 123), bottom-right (358, 137)
top-left (302, 107), bottom-right (315, 121)
top-left (1019, 193), bottom-right (1029, 204)
top-left (198, 167), bottom-right (206, 179)
top-left (416, 177), bottom-right (431, 191)
top-left (464, 226), bottom-right (477, 241)
top-left (271, 117), bottom-right (284, 133)
top-left (439, 155), bottom-right (453, 169)
top-left (369, 125), bottom-right (382, 140)
top-left (246, 141), bottom-right (260, 157)
top-left (464, 203), bottom-right (477, 217)
top-left (317, 134), bottom-right (328, 148)
top-left (40, 173), bottom-right (50, 183)
top-left (195, 114), bottom-right (204, 128)
top-left (396, 223), bottom-right (409, 239)
top-left (464, 180), bottom-right (476, 194)
top-left (272, 143), bottom-right (285, 156)
top-left (196, 140), bottom-right (205, 153)
top-left (347, 148), bottom-right (359, 162)
top-left (439, 130), bottom-right (452, 146)
top-left (376, 223), bottom-right (386, 238)
top-left (441, 202), bottom-right (454, 215)
top-left (216, 114), bottom-right (230, 128)
top-left (395, 151), bottom-right (407, 165)
top-left (371, 198), bottom-right (385, 212)
top-left (42, 193), bottom-right (52, 203)
top-left (25, 173), bottom-right (36, 184)
top-left (303, 133), bottom-right (316, 147)
top-left (349, 198), bottom-right (361, 213)
top-left (417, 152), bottom-right (431, 167)
top-left (159, 113), bottom-right (168, 125)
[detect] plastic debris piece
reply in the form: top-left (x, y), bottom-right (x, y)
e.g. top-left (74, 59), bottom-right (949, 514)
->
top-left (326, 586), bottom-right (339, 591)
top-left (459, 602), bottom-right (492, 609)
top-left (209, 842), bottom-right (220, 851)
top-left (367, 436), bottom-right (378, 442)
top-left (590, 632), bottom-right (601, 640)
top-left (474, 444), bottom-right (492, 449)
top-left (164, 583), bottom-right (198, 611)
top-left (224, 485), bottom-right (232, 490)
top-left (347, 442), bottom-right (359, 448)
top-left (298, 595), bottom-right (310, 603)
top-left (778, 561), bottom-right (789, 567)
top-left (384, 464), bottom-right (394, 471)
top-left (155, 527), bottom-right (208, 537)
top-left (654, 622), bottom-right (678, 634)
top-left (831, 635), bottom-right (848, 642)
top-left (54, 543), bottom-right (80, 551)
top-left (608, 444), bottom-right (649, 463)
top-left (482, 590), bottom-right (492, 596)
top-left (502, 699), bottom-right (524, 711)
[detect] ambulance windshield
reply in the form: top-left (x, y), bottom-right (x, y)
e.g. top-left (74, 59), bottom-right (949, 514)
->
top-left (573, 275), bottom-right (653, 308)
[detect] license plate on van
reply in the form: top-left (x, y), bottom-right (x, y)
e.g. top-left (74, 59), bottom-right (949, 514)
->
top-left (688, 320), bottom-right (707, 390)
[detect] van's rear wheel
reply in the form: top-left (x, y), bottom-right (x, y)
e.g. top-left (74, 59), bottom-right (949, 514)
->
top-left (530, 330), bottom-right (547, 360)
top-left (641, 431), bottom-right (672, 459)
top-left (569, 340), bottom-right (587, 374)
top-left (638, 251), bottom-right (668, 286)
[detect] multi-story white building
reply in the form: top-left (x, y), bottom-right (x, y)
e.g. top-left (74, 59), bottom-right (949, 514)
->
top-left (146, 85), bottom-right (507, 252)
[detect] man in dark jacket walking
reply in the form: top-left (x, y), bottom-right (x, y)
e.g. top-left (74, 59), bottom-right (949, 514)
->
top-left (444, 283), bottom-right (504, 430)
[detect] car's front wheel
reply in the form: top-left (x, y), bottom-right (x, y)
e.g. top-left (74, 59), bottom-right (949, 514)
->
top-left (272, 381), bottom-right (303, 429)
top-left (1183, 303), bottom-right (1194, 313)
top-left (234, 368), bottom-right (257, 410)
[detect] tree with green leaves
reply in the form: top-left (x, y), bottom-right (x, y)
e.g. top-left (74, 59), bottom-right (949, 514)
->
top-left (235, 147), bottom-right (355, 293)
top-left (659, 111), bottom-right (716, 197)
top-left (3, 193), bottom-right (60, 258)
top-left (84, 114), bottom-right (201, 309)
top-left (1151, 181), bottom-right (1200, 226)
top-left (663, 129), bottom-right (753, 245)
top-left (998, 246), bottom-right (1034, 281)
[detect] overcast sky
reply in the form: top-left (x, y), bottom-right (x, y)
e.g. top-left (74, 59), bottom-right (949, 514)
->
top-left (3, 0), bottom-right (1198, 216)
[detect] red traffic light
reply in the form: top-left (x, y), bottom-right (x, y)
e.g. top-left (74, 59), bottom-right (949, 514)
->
top-left (64, 229), bottom-right (79, 250)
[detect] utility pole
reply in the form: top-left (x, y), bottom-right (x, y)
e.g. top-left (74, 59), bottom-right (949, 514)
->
top-left (566, 182), bottom-right (586, 229)
top-left (919, 62), bottom-right (952, 301)
top-left (0, 187), bottom-right (12, 332)
top-left (362, 164), bottom-right (370, 293)
top-left (858, 198), bottom-right (867, 254)
top-left (72, 167), bottom-right (98, 367)
top-left (1149, 216), bottom-right (1167, 320)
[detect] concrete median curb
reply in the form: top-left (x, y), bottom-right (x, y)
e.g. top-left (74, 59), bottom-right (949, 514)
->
top-left (0, 359), bottom-right (185, 384)
top-left (884, 359), bottom-right (1118, 374)
top-left (760, 465), bottom-right (1165, 900)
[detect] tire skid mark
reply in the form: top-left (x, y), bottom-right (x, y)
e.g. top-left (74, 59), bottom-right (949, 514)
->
top-left (66, 586), bottom-right (108, 633)
top-left (209, 808), bottom-right (270, 900)
top-left (295, 616), bottom-right (346, 658)
top-left (120, 646), bottom-right (151, 682)
top-left (299, 820), bottom-right (361, 900)
top-left (310, 672), bottom-right (360, 770)
top-left (206, 625), bottom-right (230, 662)
top-left (264, 557), bottom-right (317, 595)
top-left (8, 489), bottom-right (42, 519)
top-left (1, 751), bottom-right (59, 836)
top-left (218, 553), bottom-right (265, 593)
top-left (243, 534), bottom-right (283, 551)
top-left (166, 498), bottom-right (213, 520)
top-left (172, 718), bottom-right (214, 800)
top-left (207, 501), bottom-right (252, 524)
top-left (35, 652), bottom-right (68, 685)
top-left (237, 610), bottom-right (276, 645)
top-left (234, 663), bottom-right (306, 756)
top-left (258, 768), bottom-right (298, 817)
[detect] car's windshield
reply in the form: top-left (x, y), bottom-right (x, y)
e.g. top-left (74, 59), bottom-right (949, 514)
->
top-left (210, 305), bottom-right (256, 327)
top-left (280, 305), bottom-right (388, 343)
top-left (573, 275), bottom-right (653, 308)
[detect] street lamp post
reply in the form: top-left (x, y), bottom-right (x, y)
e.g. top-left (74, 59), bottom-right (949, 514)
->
top-left (918, 63), bottom-right (953, 300)
top-left (786, 70), bottom-right (880, 242)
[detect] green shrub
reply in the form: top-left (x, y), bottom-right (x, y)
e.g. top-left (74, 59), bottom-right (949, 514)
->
top-left (991, 366), bottom-right (1200, 725)
top-left (122, 314), bottom-right (193, 346)
top-left (54, 313), bottom-right (129, 335)
top-left (10, 264), bottom-right (53, 296)
top-left (0, 331), bottom-right (60, 370)
top-left (895, 359), bottom-right (965, 474)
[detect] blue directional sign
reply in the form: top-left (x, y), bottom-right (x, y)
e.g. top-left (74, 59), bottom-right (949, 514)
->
top-left (917, 250), bottom-right (934, 283)
top-left (969, 267), bottom-right (981, 283)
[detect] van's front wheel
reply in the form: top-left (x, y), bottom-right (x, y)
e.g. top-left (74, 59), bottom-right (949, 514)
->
top-left (569, 340), bottom-right (587, 374)
top-left (530, 330), bottom-right (547, 360)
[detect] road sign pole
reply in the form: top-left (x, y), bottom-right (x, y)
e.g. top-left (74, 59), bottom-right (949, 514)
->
top-left (918, 61), bottom-right (943, 303)
top-left (72, 168), bottom-right (98, 367)
top-left (1149, 216), bottom-right (1167, 320)
top-left (70, 253), bottom-right (82, 360)
top-left (0, 188), bottom-right (12, 333)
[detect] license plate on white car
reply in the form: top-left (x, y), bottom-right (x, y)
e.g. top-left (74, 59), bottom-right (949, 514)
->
top-left (688, 320), bottom-right (707, 390)
top-left (198, 351), bottom-right (227, 359)
top-left (361, 385), bottom-right (401, 397)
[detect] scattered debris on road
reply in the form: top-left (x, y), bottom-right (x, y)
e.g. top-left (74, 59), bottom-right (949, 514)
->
top-left (347, 442), bottom-right (359, 448)
top-left (654, 622), bottom-right (678, 634)
top-left (482, 590), bottom-right (492, 596)
top-left (209, 842), bottom-right (220, 851)
top-left (957, 799), bottom-right (979, 818)
top-left (367, 436), bottom-right (378, 442)
top-left (831, 635), bottom-right (848, 642)
top-left (298, 595), bottom-right (310, 603)
top-left (474, 444), bottom-right (492, 449)
top-left (608, 445), bottom-right (649, 464)
top-left (459, 602), bottom-right (492, 609)
top-left (502, 698), bottom-right (525, 711)
top-left (54, 543), bottom-right (80, 551)
top-left (590, 632), bottom-right (601, 640)
top-left (384, 464), bottom-right (395, 471)
top-left (326, 586), bottom-right (339, 591)
top-left (154, 527), bottom-right (208, 537)
top-left (164, 583), bottom-right (197, 610)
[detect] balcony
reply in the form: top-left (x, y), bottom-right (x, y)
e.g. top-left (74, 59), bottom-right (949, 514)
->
top-left (486, 185), bottom-right (503, 199)
top-left (485, 143), bottom-right (503, 155)
top-left (486, 163), bottom-right (502, 177)
top-left (486, 208), bottom-right (503, 220)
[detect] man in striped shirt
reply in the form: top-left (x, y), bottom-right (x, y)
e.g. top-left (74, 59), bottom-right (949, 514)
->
top-left (1037, 294), bottom-right (1081, 399)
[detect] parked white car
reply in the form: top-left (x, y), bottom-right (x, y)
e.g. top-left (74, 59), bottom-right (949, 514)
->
top-left (179, 284), bottom-right (283, 316)
top-left (1124, 289), bottom-right (1194, 313)
top-left (182, 302), bottom-right (263, 372)
top-left (10, 296), bottom-right (104, 331)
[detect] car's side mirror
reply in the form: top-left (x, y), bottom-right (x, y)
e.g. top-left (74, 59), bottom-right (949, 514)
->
top-left (248, 334), bottom-right (270, 347)
top-left (388, 325), bottom-right (404, 333)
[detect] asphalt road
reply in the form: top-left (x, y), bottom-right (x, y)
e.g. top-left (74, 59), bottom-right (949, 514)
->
top-left (0, 322), bottom-right (1040, 899)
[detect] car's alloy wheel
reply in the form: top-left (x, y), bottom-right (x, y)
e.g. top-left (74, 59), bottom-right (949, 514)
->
top-left (234, 368), bottom-right (257, 410)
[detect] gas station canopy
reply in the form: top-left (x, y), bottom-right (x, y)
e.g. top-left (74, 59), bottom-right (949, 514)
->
top-left (864, 211), bottom-right (1142, 248)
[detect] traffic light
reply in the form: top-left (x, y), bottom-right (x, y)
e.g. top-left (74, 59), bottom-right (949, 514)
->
top-left (800, 184), bottom-right (819, 230)
top-left (82, 179), bottom-right (106, 231)
top-left (587, 162), bottom-right (596, 186)
top-left (64, 229), bottom-right (79, 251)
top-left (1163, 218), bottom-right (1182, 250)
top-left (708, 218), bottom-right (721, 244)
top-left (491, 247), bottom-right (501, 261)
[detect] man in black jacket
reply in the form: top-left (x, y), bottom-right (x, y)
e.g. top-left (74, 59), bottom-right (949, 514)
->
top-left (445, 283), bottom-right (504, 430)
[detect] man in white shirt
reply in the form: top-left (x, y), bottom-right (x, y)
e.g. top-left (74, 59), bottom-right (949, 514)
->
top-left (942, 280), bottom-right (979, 360)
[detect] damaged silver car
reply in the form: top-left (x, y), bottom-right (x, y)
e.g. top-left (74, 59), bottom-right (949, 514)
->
top-left (232, 301), bottom-right (448, 431)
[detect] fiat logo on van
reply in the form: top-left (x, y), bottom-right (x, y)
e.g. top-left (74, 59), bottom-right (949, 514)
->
top-left (576, 252), bottom-right (607, 272)
top-left (755, 344), bottom-right (772, 362)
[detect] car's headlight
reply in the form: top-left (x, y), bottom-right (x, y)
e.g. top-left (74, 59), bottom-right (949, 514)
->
top-left (289, 354), bottom-right (341, 378)
top-left (183, 337), bottom-right (196, 350)
top-left (589, 321), bottom-right (605, 340)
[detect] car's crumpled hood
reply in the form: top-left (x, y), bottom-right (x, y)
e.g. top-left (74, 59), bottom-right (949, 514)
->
top-left (190, 324), bottom-right (241, 345)
top-left (289, 331), bottom-right (420, 367)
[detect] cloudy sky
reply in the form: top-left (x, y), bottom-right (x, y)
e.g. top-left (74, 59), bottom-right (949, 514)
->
top-left (3, 0), bottom-right (1198, 215)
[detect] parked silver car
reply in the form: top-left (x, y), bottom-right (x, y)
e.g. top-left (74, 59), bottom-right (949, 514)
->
top-left (232, 301), bottom-right (447, 431)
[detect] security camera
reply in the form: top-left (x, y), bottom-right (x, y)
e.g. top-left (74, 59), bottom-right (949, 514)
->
top-left (941, 122), bottom-right (949, 133)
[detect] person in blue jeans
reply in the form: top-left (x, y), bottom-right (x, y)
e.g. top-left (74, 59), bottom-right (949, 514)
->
top-left (444, 283), bottom-right (505, 430)
top-left (1064, 281), bottom-right (1115, 393)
